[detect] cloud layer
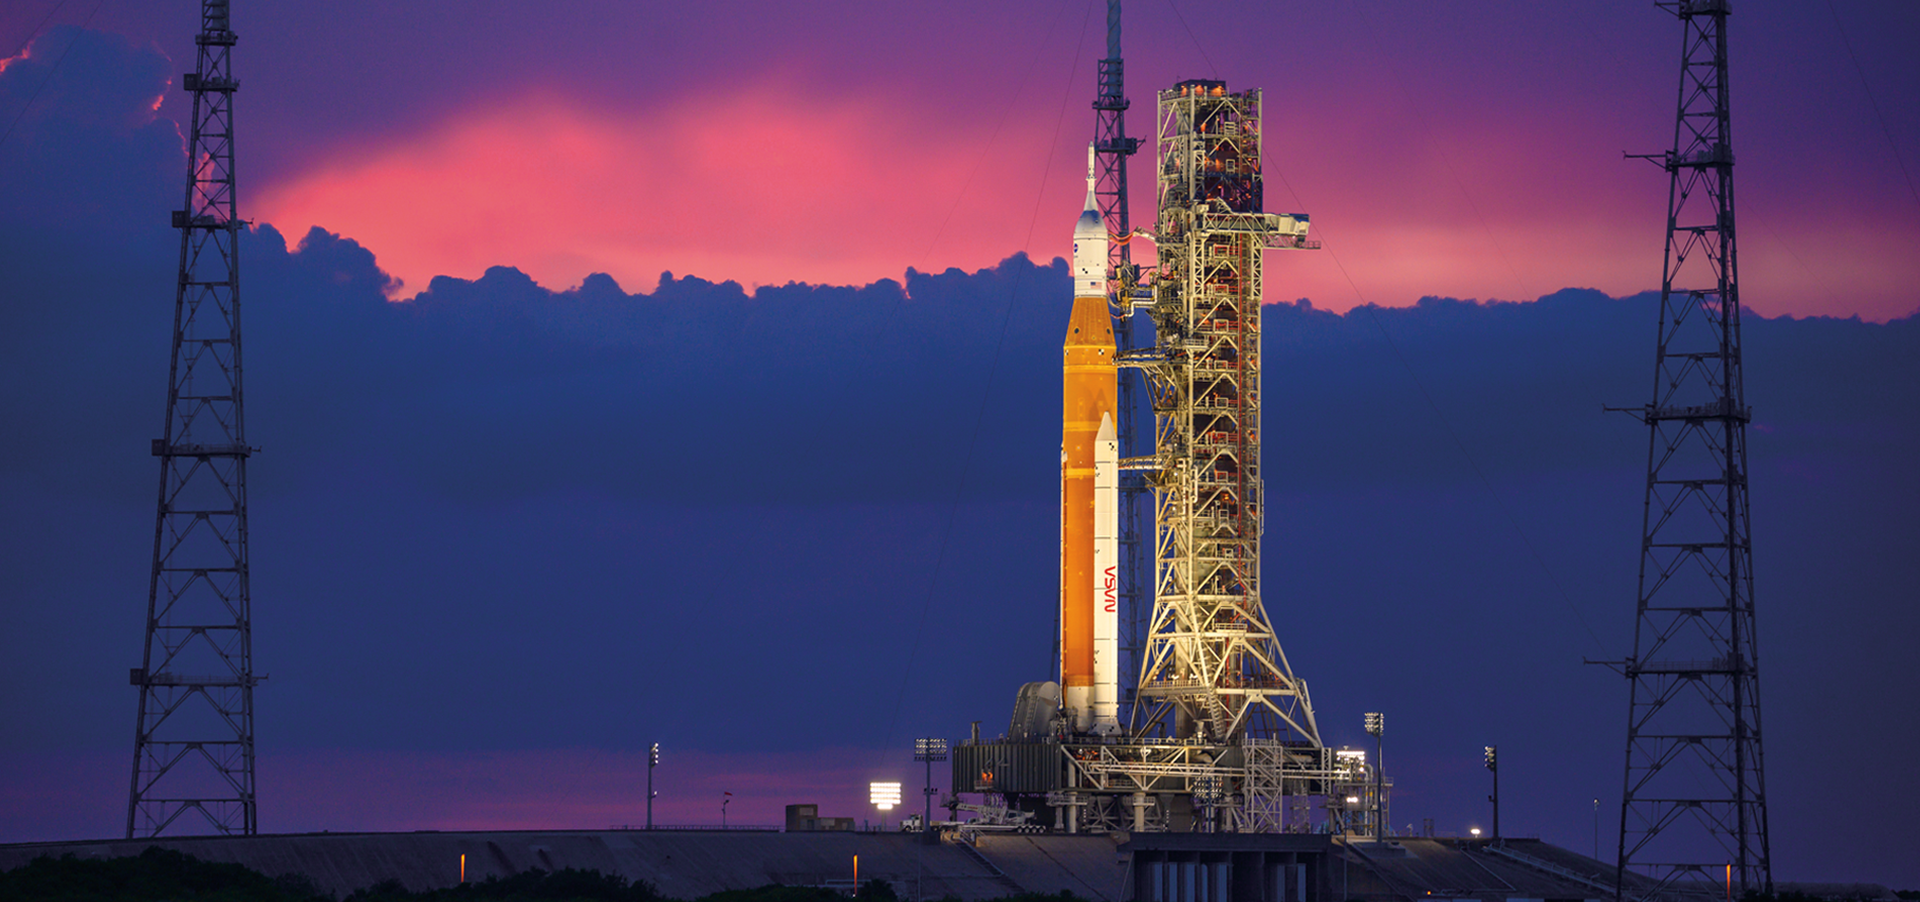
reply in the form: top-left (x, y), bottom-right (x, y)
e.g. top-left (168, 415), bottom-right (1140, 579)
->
top-left (26, 0), bottom-right (1919, 317)
top-left (251, 88), bottom-right (1071, 295)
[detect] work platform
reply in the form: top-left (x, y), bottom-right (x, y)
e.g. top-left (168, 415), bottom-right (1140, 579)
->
top-left (954, 737), bottom-right (1382, 836)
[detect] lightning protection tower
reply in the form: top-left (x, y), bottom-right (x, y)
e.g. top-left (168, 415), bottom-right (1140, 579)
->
top-left (1614, 0), bottom-right (1770, 895)
top-left (1091, 0), bottom-right (1148, 721)
top-left (1134, 81), bottom-right (1319, 746)
top-left (128, 0), bottom-right (260, 838)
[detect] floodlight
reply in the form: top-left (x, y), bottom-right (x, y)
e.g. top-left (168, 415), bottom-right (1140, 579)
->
top-left (870, 781), bottom-right (903, 811)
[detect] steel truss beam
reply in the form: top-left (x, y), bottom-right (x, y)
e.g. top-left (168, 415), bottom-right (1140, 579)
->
top-left (1052, 739), bottom-right (1377, 835)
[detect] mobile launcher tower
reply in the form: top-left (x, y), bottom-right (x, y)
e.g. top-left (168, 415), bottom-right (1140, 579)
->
top-left (953, 81), bottom-right (1382, 835)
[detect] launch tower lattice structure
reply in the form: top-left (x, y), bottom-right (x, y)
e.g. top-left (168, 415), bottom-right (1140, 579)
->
top-left (1092, 0), bottom-right (1149, 722)
top-left (954, 78), bottom-right (1382, 836)
top-left (127, 0), bottom-right (260, 838)
top-left (1133, 82), bottom-right (1319, 746)
top-left (1612, 0), bottom-right (1771, 895)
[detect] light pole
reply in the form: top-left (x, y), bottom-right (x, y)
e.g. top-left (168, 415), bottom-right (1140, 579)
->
top-left (1364, 713), bottom-right (1384, 840)
top-left (914, 739), bottom-right (948, 840)
top-left (1593, 797), bottom-right (1600, 861)
top-left (647, 742), bottom-right (660, 830)
top-left (1484, 745), bottom-right (1499, 842)
top-left (914, 739), bottom-right (948, 902)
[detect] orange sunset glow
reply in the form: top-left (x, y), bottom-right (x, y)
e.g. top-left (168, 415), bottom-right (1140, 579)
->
top-left (253, 87), bottom-right (1082, 296)
top-left (253, 84), bottom-right (1917, 318)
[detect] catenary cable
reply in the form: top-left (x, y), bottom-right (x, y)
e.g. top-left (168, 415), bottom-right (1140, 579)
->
top-left (1269, 167), bottom-right (1611, 658)
top-left (0, 0), bottom-right (104, 154)
top-left (1348, 2), bottom-right (1532, 303)
top-left (872, 0), bottom-right (1096, 781)
top-left (6, 1), bottom-right (67, 61)
top-left (1164, 0), bottom-right (1219, 81)
top-left (1168, 4), bottom-right (1608, 656)
top-left (914, 0), bottom-right (1081, 272)
top-left (1824, 0), bottom-right (1920, 219)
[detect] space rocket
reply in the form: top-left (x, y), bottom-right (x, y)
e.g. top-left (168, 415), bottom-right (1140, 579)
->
top-left (1061, 145), bottom-right (1120, 734)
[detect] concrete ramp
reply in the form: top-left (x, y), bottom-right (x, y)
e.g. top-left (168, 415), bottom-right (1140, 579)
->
top-left (2, 831), bottom-right (1659, 902)
top-left (971, 834), bottom-right (1126, 902)
top-left (0, 830), bottom-right (1085, 900)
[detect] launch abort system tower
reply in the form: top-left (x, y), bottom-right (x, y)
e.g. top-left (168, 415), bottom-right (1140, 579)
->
top-left (127, 0), bottom-right (260, 838)
top-left (1610, 0), bottom-right (1771, 895)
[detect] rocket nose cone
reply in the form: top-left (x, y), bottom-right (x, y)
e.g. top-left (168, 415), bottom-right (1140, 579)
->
top-left (1075, 208), bottom-right (1104, 239)
top-left (1075, 171), bottom-right (1102, 233)
top-left (1096, 411), bottom-right (1115, 442)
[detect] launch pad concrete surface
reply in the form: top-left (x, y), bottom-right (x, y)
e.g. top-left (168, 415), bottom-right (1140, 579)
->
top-left (0, 828), bottom-right (1776, 902)
top-left (0, 830), bottom-right (1129, 901)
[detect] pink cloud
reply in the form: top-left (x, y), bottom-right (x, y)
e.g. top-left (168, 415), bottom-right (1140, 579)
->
top-left (253, 86), bottom-right (1084, 297)
top-left (1251, 101), bottom-right (1920, 319)
top-left (252, 79), bottom-right (1919, 321)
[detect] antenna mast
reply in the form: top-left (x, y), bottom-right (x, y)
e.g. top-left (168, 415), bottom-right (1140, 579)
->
top-left (1615, 0), bottom-right (1770, 894)
top-left (128, 0), bottom-right (260, 838)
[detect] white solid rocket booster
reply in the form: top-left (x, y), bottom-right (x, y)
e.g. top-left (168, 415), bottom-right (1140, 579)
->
top-left (1092, 410), bottom-right (1119, 732)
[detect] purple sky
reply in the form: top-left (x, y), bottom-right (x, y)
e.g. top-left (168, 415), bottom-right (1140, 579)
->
top-left (2, 0), bottom-right (1918, 890)
top-left (5, 0), bottom-right (1914, 317)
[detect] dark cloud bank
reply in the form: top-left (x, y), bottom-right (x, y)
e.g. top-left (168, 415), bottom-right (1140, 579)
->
top-left (3, 27), bottom-right (1917, 885)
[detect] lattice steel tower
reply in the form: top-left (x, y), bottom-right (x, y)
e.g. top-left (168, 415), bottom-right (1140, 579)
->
top-left (1134, 82), bottom-right (1319, 744)
top-left (1614, 0), bottom-right (1770, 895)
top-left (1091, 0), bottom-right (1148, 715)
top-left (128, 0), bottom-right (259, 838)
